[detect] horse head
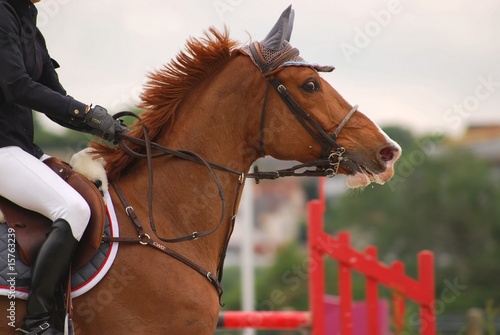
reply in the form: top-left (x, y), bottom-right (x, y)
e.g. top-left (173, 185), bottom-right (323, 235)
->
top-left (239, 6), bottom-right (401, 188)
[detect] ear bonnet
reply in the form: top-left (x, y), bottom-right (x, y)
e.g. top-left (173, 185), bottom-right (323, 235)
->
top-left (240, 5), bottom-right (334, 74)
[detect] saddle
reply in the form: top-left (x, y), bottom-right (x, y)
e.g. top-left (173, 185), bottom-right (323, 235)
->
top-left (0, 157), bottom-right (105, 271)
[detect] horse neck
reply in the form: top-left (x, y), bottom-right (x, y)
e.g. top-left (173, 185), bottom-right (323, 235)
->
top-left (158, 55), bottom-right (264, 169)
top-left (117, 56), bottom-right (263, 269)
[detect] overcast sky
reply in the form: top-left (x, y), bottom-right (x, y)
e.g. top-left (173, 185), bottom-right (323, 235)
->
top-left (36, 0), bottom-right (500, 137)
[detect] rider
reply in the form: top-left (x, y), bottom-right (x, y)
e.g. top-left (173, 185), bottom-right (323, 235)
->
top-left (0, 0), bottom-right (125, 334)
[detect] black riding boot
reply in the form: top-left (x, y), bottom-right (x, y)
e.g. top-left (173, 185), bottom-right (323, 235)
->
top-left (19, 220), bottom-right (78, 335)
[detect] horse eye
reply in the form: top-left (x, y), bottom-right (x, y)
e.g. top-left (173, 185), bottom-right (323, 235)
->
top-left (302, 81), bottom-right (318, 92)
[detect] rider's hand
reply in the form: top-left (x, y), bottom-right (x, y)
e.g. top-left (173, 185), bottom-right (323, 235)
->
top-left (83, 105), bottom-right (126, 141)
top-left (114, 120), bottom-right (129, 138)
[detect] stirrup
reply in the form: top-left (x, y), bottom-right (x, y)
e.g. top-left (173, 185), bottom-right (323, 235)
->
top-left (16, 322), bottom-right (50, 335)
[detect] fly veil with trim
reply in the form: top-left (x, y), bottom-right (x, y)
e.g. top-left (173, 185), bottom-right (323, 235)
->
top-left (240, 5), bottom-right (335, 74)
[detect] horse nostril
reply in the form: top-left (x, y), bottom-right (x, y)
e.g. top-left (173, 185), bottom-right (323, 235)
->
top-left (378, 146), bottom-right (397, 163)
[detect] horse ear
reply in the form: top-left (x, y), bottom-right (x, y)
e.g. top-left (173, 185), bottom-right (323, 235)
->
top-left (261, 5), bottom-right (294, 50)
top-left (285, 8), bottom-right (295, 42)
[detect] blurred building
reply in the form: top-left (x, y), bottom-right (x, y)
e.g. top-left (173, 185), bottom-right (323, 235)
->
top-left (227, 177), bottom-right (307, 265)
top-left (227, 157), bottom-right (310, 265)
top-left (459, 122), bottom-right (500, 164)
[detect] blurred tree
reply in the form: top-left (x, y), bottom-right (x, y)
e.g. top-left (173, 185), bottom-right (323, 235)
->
top-left (325, 127), bottom-right (500, 310)
top-left (218, 266), bottom-right (243, 311)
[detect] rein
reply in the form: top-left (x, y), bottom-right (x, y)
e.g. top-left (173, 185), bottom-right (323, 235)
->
top-left (104, 179), bottom-right (226, 303)
top-left (113, 112), bottom-right (228, 244)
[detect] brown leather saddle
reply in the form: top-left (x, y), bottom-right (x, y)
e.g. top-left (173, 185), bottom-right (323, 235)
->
top-left (0, 157), bottom-right (106, 271)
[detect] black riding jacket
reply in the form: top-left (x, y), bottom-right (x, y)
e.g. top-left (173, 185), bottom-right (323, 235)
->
top-left (0, 0), bottom-right (87, 158)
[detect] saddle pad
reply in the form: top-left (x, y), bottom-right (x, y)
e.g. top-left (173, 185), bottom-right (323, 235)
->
top-left (0, 191), bottom-right (119, 299)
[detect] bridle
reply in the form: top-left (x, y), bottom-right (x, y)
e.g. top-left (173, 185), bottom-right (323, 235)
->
top-left (249, 41), bottom-right (358, 177)
top-left (108, 45), bottom-right (358, 304)
top-left (259, 77), bottom-right (358, 177)
top-left (265, 78), bottom-right (357, 159)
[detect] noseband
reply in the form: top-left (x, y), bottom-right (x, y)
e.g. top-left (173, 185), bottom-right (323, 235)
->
top-left (248, 43), bottom-right (357, 176)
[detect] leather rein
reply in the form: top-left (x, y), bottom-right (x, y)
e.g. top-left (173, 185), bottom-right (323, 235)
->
top-left (105, 47), bottom-right (357, 304)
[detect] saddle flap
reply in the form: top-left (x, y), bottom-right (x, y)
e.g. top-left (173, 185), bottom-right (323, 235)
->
top-left (0, 197), bottom-right (52, 265)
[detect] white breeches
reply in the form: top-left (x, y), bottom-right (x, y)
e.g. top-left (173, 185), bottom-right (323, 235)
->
top-left (0, 146), bottom-right (90, 240)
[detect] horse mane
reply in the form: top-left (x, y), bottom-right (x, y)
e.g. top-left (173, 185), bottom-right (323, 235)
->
top-left (90, 27), bottom-right (239, 179)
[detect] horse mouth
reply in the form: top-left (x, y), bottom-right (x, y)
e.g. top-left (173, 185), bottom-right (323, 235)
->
top-left (359, 164), bottom-right (384, 183)
top-left (342, 161), bottom-right (390, 188)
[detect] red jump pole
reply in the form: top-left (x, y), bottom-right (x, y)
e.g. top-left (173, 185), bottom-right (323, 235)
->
top-left (391, 261), bottom-right (406, 334)
top-left (365, 246), bottom-right (380, 335)
top-left (217, 311), bottom-right (310, 329)
top-left (339, 232), bottom-right (353, 335)
top-left (308, 199), bottom-right (325, 335)
top-left (418, 251), bottom-right (436, 335)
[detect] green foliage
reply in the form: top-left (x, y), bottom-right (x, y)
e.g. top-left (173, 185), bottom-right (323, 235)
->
top-left (254, 243), bottom-right (309, 312)
top-left (485, 300), bottom-right (500, 335)
top-left (219, 266), bottom-right (243, 311)
top-left (326, 127), bottom-right (500, 311)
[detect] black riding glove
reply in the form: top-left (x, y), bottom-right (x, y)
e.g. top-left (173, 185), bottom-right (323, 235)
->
top-left (83, 105), bottom-right (127, 141)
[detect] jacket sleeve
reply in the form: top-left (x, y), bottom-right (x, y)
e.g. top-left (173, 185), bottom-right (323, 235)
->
top-left (0, 5), bottom-right (87, 127)
top-left (39, 57), bottom-right (66, 95)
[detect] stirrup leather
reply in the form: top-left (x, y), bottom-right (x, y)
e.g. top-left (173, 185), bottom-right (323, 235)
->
top-left (16, 322), bottom-right (50, 335)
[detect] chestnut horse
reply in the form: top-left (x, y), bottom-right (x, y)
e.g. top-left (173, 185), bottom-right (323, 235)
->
top-left (0, 7), bottom-right (400, 334)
